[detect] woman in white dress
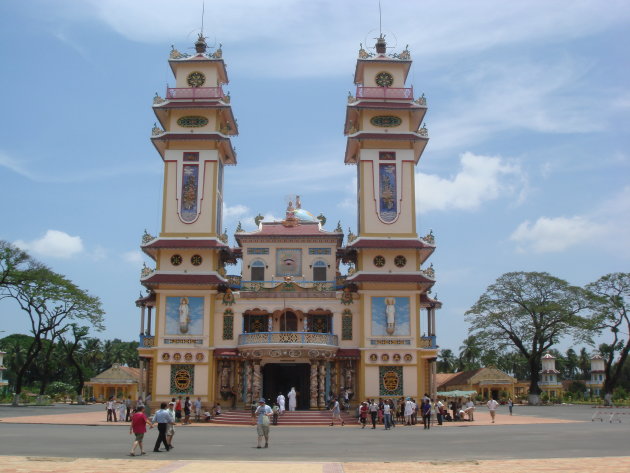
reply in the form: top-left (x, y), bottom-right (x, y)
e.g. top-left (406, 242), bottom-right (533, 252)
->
top-left (288, 387), bottom-right (297, 411)
top-left (277, 393), bottom-right (286, 414)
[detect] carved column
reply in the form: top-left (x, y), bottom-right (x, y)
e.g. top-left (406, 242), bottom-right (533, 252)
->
top-left (330, 362), bottom-right (337, 399)
top-left (253, 361), bottom-right (262, 402)
top-left (430, 308), bottom-right (436, 337)
top-left (318, 361), bottom-right (326, 408)
top-left (310, 361), bottom-right (318, 408)
top-left (246, 361), bottom-right (253, 406)
top-left (147, 307), bottom-right (153, 335)
top-left (236, 361), bottom-right (243, 405)
top-left (268, 315), bottom-right (273, 332)
top-left (140, 306), bottom-right (145, 336)
top-left (303, 315), bottom-right (309, 332)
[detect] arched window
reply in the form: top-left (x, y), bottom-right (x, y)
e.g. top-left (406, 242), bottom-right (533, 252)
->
top-left (279, 310), bottom-right (298, 332)
top-left (313, 260), bottom-right (327, 282)
top-left (251, 260), bottom-right (265, 281)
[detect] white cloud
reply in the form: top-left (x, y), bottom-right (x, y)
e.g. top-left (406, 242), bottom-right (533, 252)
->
top-left (14, 230), bottom-right (84, 259)
top-left (223, 203), bottom-right (249, 220)
top-left (416, 152), bottom-right (524, 213)
top-left (510, 217), bottom-right (607, 253)
top-left (123, 250), bottom-right (144, 265)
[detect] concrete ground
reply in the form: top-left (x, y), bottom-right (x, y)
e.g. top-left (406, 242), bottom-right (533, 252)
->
top-left (0, 403), bottom-right (629, 472)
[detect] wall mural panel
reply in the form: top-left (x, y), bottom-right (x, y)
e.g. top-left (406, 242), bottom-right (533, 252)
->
top-left (166, 296), bottom-right (204, 335)
top-left (371, 297), bottom-right (410, 336)
top-left (379, 163), bottom-right (397, 222)
top-left (180, 164), bottom-right (199, 222)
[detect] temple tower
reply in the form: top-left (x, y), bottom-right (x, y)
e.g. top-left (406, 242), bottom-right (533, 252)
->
top-left (343, 36), bottom-right (440, 401)
top-left (137, 35), bottom-right (238, 404)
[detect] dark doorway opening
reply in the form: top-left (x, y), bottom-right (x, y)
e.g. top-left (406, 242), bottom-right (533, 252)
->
top-left (263, 363), bottom-right (310, 410)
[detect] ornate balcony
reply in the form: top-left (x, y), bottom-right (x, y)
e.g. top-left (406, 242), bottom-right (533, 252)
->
top-left (139, 335), bottom-right (155, 348)
top-left (355, 86), bottom-right (414, 100)
top-left (238, 331), bottom-right (338, 347)
top-left (166, 86), bottom-right (226, 101)
top-left (238, 280), bottom-right (337, 293)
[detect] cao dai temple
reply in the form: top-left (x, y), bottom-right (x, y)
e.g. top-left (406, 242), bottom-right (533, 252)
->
top-left (136, 33), bottom-right (440, 409)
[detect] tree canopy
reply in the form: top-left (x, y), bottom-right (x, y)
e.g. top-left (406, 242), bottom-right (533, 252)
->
top-left (465, 271), bottom-right (594, 399)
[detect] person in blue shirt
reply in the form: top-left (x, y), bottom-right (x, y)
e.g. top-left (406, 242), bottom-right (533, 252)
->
top-left (152, 402), bottom-right (175, 452)
top-left (252, 398), bottom-right (272, 448)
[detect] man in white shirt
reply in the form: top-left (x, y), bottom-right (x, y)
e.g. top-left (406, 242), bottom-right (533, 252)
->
top-left (465, 399), bottom-right (475, 421)
top-left (487, 398), bottom-right (499, 423)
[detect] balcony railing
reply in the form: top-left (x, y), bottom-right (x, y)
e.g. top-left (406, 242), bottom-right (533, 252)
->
top-left (419, 335), bottom-right (437, 349)
top-left (238, 280), bottom-right (337, 292)
top-left (356, 86), bottom-right (414, 100)
top-left (238, 331), bottom-right (338, 347)
top-left (166, 86), bottom-right (226, 101)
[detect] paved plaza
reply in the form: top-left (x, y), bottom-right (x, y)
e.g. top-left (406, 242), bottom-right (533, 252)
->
top-left (0, 403), bottom-right (629, 472)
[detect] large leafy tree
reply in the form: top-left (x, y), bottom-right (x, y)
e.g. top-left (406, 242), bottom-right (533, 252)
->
top-left (0, 242), bottom-right (104, 404)
top-left (587, 273), bottom-right (630, 405)
top-left (465, 272), bottom-right (594, 403)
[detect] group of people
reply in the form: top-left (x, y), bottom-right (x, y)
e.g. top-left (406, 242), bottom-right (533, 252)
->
top-left (353, 395), bottom-right (436, 430)
top-left (106, 396), bottom-right (144, 422)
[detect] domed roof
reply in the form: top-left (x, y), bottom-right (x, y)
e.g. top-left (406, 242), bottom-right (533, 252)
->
top-left (293, 208), bottom-right (318, 223)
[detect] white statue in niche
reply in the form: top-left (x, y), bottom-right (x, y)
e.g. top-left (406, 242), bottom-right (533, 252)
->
top-left (385, 297), bottom-right (396, 335)
top-left (179, 296), bottom-right (190, 333)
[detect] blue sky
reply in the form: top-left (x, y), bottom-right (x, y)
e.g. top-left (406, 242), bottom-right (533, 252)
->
top-left (1, 0), bottom-right (629, 354)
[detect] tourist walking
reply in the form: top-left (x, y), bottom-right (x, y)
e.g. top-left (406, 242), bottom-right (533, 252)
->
top-left (166, 402), bottom-right (176, 449)
top-left (465, 398), bottom-right (475, 421)
top-left (183, 396), bottom-right (192, 424)
top-left (487, 397), bottom-right (499, 423)
top-left (174, 396), bottom-right (182, 423)
top-left (435, 399), bottom-right (444, 425)
top-left (330, 398), bottom-right (344, 426)
top-left (359, 401), bottom-right (368, 428)
top-left (508, 398), bottom-right (514, 416)
top-left (369, 399), bottom-right (378, 429)
top-left (152, 402), bottom-right (174, 452)
top-left (404, 397), bottom-right (414, 425)
top-left (277, 392), bottom-right (286, 415)
top-left (129, 405), bottom-right (152, 456)
top-left (253, 398), bottom-right (272, 448)
top-left (288, 387), bottom-right (297, 411)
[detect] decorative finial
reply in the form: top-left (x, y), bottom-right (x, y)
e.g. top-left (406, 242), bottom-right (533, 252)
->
top-left (254, 214), bottom-right (264, 227)
top-left (317, 213), bottom-right (326, 226)
top-left (236, 221), bottom-right (243, 233)
top-left (296, 195), bottom-right (301, 209)
top-left (195, 33), bottom-right (207, 54)
top-left (375, 34), bottom-right (387, 55)
top-left (335, 221), bottom-right (342, 232)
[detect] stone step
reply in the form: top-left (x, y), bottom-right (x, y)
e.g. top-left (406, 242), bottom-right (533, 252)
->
top-left (210, 409), bottom-right (356, 425)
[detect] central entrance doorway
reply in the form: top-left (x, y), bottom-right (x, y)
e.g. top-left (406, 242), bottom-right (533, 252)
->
top-left (263, 363), bottom-right (310, 410)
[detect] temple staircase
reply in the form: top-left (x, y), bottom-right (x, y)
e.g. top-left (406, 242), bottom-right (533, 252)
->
top-left (210, 409), bottom-right (356, 426)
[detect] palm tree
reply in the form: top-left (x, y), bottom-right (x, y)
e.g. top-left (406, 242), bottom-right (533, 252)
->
top-left (437, 349), bottom-right (457, 372)
top-left (458, 336), bottom-right (482, 371)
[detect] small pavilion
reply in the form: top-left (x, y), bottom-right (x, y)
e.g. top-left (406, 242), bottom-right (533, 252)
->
top-left (437, 367), bottom-right (516, 400)
top-left (84, 363), bottom-right (140, 402)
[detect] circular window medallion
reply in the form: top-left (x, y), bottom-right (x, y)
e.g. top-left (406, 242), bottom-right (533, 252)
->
top-left (394, 255), bottom-right (407, 268)
top-left (171, 254), bottom-right (183, 266)
top-left (404, 354), bottom-right (413, 362)
top-left (195, 353), bottom-right (205, 361)
top-left (177, 116), bottom-right (209, 128)
top-left (369, 354), bottom-right (378, 362)
top-left (187, 71), bottom-right (206, 88)
top-left (393, 353), bottom-right (401, 362)
top-left (162, 353), bottom-right (171, 361)
top-left (191, 254), bottom-right (202, 266)
top-left (184, 352), bottom-right (193, 361)
top-left (382, 353), bottom-right (390, 362)
top-left (173, 352), bottom-right (182, 361)
top-left (375, 71), bottom-right (394, 87)
top-left (370, 115), bottom-right (402, 127)
top-left (373, 255), bottom-right (385, 267)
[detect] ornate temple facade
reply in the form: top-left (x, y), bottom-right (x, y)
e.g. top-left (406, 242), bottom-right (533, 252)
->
top-left (136, 34), bottom-right (441, 409)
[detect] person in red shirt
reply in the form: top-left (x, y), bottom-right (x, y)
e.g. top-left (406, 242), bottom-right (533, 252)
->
top-left (129, 405), bottom-right (153, 456)
top-left (359, 402), bottom-right (369, 429)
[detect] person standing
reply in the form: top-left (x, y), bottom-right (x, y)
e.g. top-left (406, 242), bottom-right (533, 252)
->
top-left (330, 398), bottom-right (344, 426)
top-left (183, 396), bottom-right (192, 425)
top-left (129, 405), bottom-right (153, 456)
top-left (152, 402), bottom-right (174, 452)
top-left (422, 399), bottom-right (432, 430)
top-left (252, 398), bottom-right (272, 449)
top-left (368, 399), bottom-right (378, 429)
top-left (487, 397), bottom-right (499, 423)
top-left (125, 396), bottom-right (132, 422)
top-left (465, 398), bottom-right (475, 421)
top-left (288, 387), bottom-right (297, 411)
top-left (277, 392), bottom-right (286, 415)
top-left (404, 397), bottom-right (414, 425)
top-left (272, 403), bottom-right (279, 425)
top-left (175, 396), bottom-right (182, 424)
top-left (106, 397), bottom-right (116, 422)
top-left (118, 398), bottom-right (126, 422)
top-left (383, 400), bottom-right (392, 430)
top-left (435, 399), bottom-right (444, 426)
top-left (508, 398), bottom-right (514, 416)
top-left (194, 397), bottom-right (202, 422)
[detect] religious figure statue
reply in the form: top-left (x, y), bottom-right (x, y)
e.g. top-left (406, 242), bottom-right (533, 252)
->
top-left (288, 387), bottom-right (297, 411)
top-left (220, 363), bottom-right (231, 389)
top-left (385, 297), bottom-right (396, 335)
top-left (344, 361), bottom-right (354, 392)
top-left (178, 297), bottom-right (190, 333)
